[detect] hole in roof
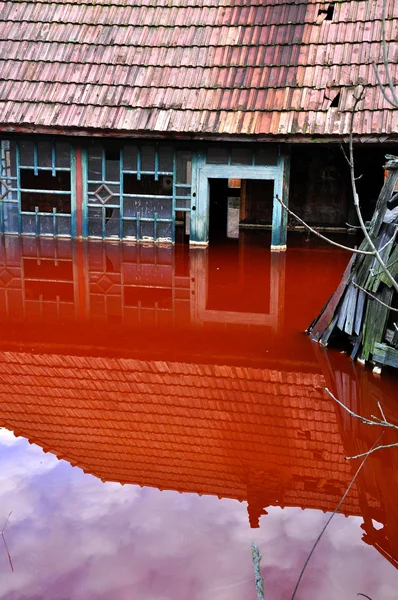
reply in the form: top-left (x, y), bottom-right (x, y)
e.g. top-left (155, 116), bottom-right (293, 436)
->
top-left (330, 91), bottom-right (341, 108)
top-left (317, 3), bottom-right (335, 22)
top-left (325, 4), bottom-right (335, 20)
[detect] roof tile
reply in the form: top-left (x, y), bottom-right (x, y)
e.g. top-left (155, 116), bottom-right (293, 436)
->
top-left (0, 0), bottom-right (396, 136)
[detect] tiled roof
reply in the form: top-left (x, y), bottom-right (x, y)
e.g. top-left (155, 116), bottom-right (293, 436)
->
top-left (0, 350), bottom-right (363, 525)
top-left (0, 0), bottom-right (397, 138)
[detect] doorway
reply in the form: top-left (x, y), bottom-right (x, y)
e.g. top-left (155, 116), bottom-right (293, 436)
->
top-left (208, 178), bottom-right (275, 242)
top-left (240, 180), bottom-right (274, 226)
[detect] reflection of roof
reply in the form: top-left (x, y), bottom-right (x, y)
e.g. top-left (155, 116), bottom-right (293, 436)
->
top-left (0, 350), bottom-right (362, 525)
top-left (0, 1), bottom-right (396, 137)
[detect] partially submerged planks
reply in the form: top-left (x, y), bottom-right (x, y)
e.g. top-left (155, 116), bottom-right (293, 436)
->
top-left (373, 343), bottom-right (398, 369)
top-left (308, 155), bottom-right (398, 370)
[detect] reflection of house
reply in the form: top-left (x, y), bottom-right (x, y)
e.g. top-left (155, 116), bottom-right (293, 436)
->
top-left (0, 236), bottom-right (289, 359)
top-left (0, 346), bottom-right (396, 552)
top-left (0, 1), bottom-right (397, 247)
top-left (0, 350), bottom-right (360, 529)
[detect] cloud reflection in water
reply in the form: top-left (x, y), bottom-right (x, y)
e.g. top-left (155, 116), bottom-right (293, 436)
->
top-left (0, 431), bottom-right (397, 600)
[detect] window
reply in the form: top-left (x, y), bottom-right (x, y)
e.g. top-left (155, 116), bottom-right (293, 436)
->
top-left (0, 140), bottom-right (72, 236)
top-left (86, 143), bottom-right (181, 242)
top-left (20, 169), bottom-right (71, 213)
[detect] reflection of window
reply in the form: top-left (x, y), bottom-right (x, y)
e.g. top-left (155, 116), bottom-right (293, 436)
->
top-left (20, 169), bottom-right (71, 213)
top-left (124, 286), bottom-right (172, 309)
top-left (23, 258), bottom-right (74, 301)
top-left (124, 173), bottom-right (173, 195)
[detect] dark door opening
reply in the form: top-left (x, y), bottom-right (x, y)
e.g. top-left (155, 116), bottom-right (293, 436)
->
top-left (209, 178), bottom-right (274, 243)
top-left (175, 211), bottom-right (190, 244)
top-left (240, 179), bottom-right (274, 226)
top-left (209, 179), bottom-right (230, 242)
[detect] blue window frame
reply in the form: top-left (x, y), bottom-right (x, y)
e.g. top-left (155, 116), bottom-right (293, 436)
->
top-left (0, 139), bottom-right (75, 237)
top-left (84, 144), bottom-right (192, 242)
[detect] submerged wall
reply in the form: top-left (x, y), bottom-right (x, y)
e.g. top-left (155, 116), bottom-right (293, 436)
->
top-left (1, 137), bottom-right (384, 246)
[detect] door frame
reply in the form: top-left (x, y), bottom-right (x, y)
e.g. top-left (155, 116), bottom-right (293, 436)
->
top-left (190, 154), bottom-right (289, 250)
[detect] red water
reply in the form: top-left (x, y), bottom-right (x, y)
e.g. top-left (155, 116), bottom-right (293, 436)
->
top-left (0, 233), bottom-right (397, 600)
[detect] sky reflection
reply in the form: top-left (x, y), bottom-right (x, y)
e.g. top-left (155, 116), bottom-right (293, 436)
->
top-left (0, 431), bottom-right (397, 600)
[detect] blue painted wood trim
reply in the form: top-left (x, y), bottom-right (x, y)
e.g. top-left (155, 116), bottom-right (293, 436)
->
top-left (33, 142), bottom-right (39, 176)
top-left (35, 206), bottom-right (39, 236)
top-left (53, 207), bottom-right (58, 237)
top-left (81, 149), bottom-right (89, 238)
top-left (119, 147), bottom-right (124, 239)
top-left (16, 142), bottom-right (22, 234)
top-left (51, 143), bottom-right (56, 177)
top-left (281, 149), bottom-right (291, 248)
top-left (193, 158), bottom-right (284, 246)
top-left (171, 151), bottom-right (177, 242)
top-left (70, 146), bottom-right (77, 238)
top-left (137, 146), bottom-right (141, 180)
top-left (0, 201), bottom-right (4, 234)
top-left (154, 146), bottom-right (159, 181)
top-left (271, 155), bottom-right (285, 248)
top-left (190, 152), bottom-right (206, 243)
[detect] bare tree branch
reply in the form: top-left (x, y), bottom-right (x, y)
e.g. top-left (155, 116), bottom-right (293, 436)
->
top-left (352, 282), bottom-right (398, 313)
top-left (325, 387), bottom-right (398, 460)
top-left (276, 196), bottom-right (376, 255)
top-left (325, 387), bottom-right (398, 431)
top-left (346, 441), bottom-right (398, 460)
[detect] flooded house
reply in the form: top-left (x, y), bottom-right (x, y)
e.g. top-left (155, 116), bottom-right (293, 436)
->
top-left (0, 1), bottom-right (398, 598)
top-left (0, 0), bottom-right (397, 248)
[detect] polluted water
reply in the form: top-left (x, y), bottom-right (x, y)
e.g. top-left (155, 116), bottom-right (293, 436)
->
top-left (0, 233), bottom-right (397, 600)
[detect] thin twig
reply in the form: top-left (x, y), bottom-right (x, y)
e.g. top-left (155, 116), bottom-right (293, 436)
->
top-left (289, 434), bottom-right (383, 600)
top-left (1, 512), bottom-right (11, 535)
top-left (1, 512), bottom-right (13, 573)
top-left (370, 414), bottom-right (386, 423)
top-left (346, 441), bottom-right (398, 460)
top-left (340, 143), bottom-right (351, 168)
top-left (325, 387), bottom-right (398, 430)
top-left (276, 196), bottom-right (375, 255)
top-left (377, 400), bottom-right (387, 422)
top-left (345, 223), bottom-right (364, 229)
top-left (378, 224), bottom-right (398, 252)
top-left (352, 281), bottom-right (398, 313)
top-left (358, 594), bottom-right (373, 600)
top-left (325, 388), bottom-right (398, 460)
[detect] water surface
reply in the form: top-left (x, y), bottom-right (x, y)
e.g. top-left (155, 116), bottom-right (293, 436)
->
top-left (0, 233), bottom-right (397, 599)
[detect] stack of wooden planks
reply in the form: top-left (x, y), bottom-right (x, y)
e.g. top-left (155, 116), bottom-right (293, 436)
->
top-left (308, 155), bottom-right (398, 370)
